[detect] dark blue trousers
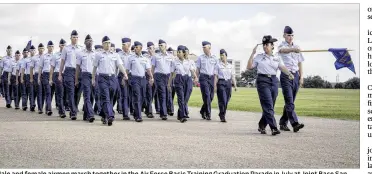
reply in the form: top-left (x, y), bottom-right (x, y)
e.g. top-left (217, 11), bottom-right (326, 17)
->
top-left (63, 67), bottom-right (77, 117)
top-left (41, 72), bottom-right (52, 113)
top-left (153, 85), bottom-right (159, 113)
top-left (131, 76), bottom-right (146, 120)
top-left (279, 72), bottom-right (300, 126)
top-left (2, 72), bottom-right (11, 105)
top-left (217, 79), bottom-right (232, 119)
top-left (33, 73), bottom-right (44, 111)
top-left (22, 74), bottom-right (34, 108)
top-left (174, 74), bottom-right (187, 119)
top-left (98, 74), bottom-right (118, 119)
top-left (256, 74), bottom-right (279, 130)
top-left (81, 72), bottom-right (94, 119)
top-left (74, 75), bottom-right (83, 111)
top-left (118, 72), bottom-right (129, 117)
top-left (63, 81), bottom-right (69, 111)
top-left (155, 73), bottom-right (169, 117)
top-left (53, 72), bottom-right (65, 115)
top-left (11, 75), bottom-right (22, 108)
top-left (114, 75), bottom-right (122, 113)
top-left (144, 73), bottom-right (153, 115)
top-left (166, 74), bottom-right (174, 114)
top-left (93, 75), bottom-right (101, 114)
top-left (199, 74), bottom-right (215, 117)
top-left (128, 73), bottom-right (134, 114)
top-left (184, 76), bottom-right (193, 116)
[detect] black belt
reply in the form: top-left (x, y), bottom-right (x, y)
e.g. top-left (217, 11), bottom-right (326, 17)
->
top-left (99, 73), bottom-right (115, 77)
top-left (258, 74), bottom-right (276, 78)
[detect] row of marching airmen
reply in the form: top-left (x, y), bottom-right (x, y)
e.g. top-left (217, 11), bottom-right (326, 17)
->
top-left (0, 26), bottom-right (304, 135)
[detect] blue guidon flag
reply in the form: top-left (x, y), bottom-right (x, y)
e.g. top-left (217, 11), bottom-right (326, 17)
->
top-left (26, 40), bottom-right (32, 51)
top-left (328, 48), bottom-right (356, 74)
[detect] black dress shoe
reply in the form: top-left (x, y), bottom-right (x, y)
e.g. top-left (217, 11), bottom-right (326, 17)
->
top-left (83, 117), bottom-right (87, 121)
top-left (30, 107), bottom-right (35, 112)
top-left (271, 129), bottom-right (281, 136)
top-left (6, 104), bottom-right (11, 108)
top-left (60, 114), bottom-right (66, 118)
top-left (88, 117), bottom-right (95, 123)
top-left (22, 107), bottom-right (27, 111)
top-left (107, 117), bottom-right (114, 126)
top-left (185, 115), bottom-right (189, 118)
top-left (15, 107), bottom-right (20, 110)
top-left (160, 116), bottom-right (167, 120)
top-left (280, 125), bottom-right (291, 131)
top-left (258, 128), bottom-right (266, 134)
top-left (123, 116), bottom-right (130, 120)
top-left (293, 123), bottom-right (305, 132)
top-left (168, 112), bottom-right (174, 116)
top-left (180, 118), bottom-right (187, 123)
top-left (47, 111), bottom-right (53, 116)
top-left (200, 112), bottom-right (206, 119)
top-left (135, 118), bottom-right (143, 122)
top-left (220, 118), bottom-right (226, 122)
top-left (147, 113), bottom-right (154, 118)
top-left (38, 111), bottom-right (43, 114)
top-left (101, 117), bottom-right (107, 124)
top-left (206, 115), bottom-right (211, 120)
top-left (71, 116), bottom-right (77, 120)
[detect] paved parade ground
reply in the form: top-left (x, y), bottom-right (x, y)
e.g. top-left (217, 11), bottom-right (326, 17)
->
top-left (0, 98), bottom-right (359, 169)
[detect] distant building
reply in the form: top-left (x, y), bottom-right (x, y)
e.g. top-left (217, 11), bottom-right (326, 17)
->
top-left (227, 58), bottom-right (241, 78)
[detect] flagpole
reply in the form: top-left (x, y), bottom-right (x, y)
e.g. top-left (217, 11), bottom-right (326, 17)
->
top-left (300, 49), bottom-right (354, 52)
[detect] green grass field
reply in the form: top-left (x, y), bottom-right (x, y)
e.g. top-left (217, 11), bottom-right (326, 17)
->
top-left (185, 87), bottom-right (359, 120)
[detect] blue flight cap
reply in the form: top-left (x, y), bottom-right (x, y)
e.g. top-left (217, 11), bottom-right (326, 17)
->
top-left (284, 26), bottom-right (293, 34)
top-left (122, 37), bottom-right (131, 44)
top-left (177, 45), bottom-right (185, 51)
top-left (85, 34), bottom-right (92, 40)
top-left (167, 47), bottom-right (174, 52)
top-left (158, 39), bottom-right (166, 44)
top-left (23, 48), bottom-right (28, 52)
top-left (30, 45), bottom-right (35, 50)
top-left (134, 41), bottom-right (142, 47)
top-left (220, 49), bottom-right (227, 56)
top-left (47, 41), bottom-right (54, 46)
top-left (38, 43), bottom-right (44, 48)
top-left (71, 30), bottom-right (78, 36)
top-left (6, 45), bottom-right (11, 49)
top-left (59, 39), bottom-right (66, 45)
top-left (15, 50), bottom-right (20, 54)
top-left (262, 35), bottom-right (278, 44)
top-left (102, 36), bottom-right (110, 43)
top-left (202, 41), bottom-right (211, 47)
top-left (147, 42), bottom-right (154, 47)
top-left (116, 48), bottom-right (122, 53)
top-left (185, 46), bottom-right (189, 51)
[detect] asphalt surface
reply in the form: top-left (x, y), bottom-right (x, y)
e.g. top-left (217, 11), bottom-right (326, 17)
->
top-left (0, 98), bottom-right (359, 169)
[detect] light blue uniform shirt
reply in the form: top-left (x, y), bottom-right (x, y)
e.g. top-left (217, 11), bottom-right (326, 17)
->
top-left (40, 53), bottom-right (53, 73)
top-left (214, 61), bottom-right (235, 80)
top-left (126, 53), bottom-right (151, 77)
top-left (77, 49), bottom-right (95, 73)
top-left (51, 52), bottom-right (63, 73)
top-left (0, 56), bottom-right (14, 72)
top-left (118, 51), bottom-right (133, 72)
top-left (171, 58), bottom-right (194, 76)
top-left (94, 50), bottom-right (123, 75)
top-left (187, 60), bottom-right (196, 77)
top-left (196, 54), bottom-right (219, 76)
top-left (21, 57), bottom-right (33, 75)
top-left (151, 52), bottom-right (173, 74)
top-left (31, 55), bottom-right (42, 73)
top-left (278, 41), bottom-right (305, 73)
top-left (61, 44), bottom-right (82, 68)
top-left (252, 53), bottom-right (284, 75)
top-left (11, 59), bottom-right (19, 76)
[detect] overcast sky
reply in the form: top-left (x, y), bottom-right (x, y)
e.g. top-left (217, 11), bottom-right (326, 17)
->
top-left (0, 4), bottom-right (359, 82)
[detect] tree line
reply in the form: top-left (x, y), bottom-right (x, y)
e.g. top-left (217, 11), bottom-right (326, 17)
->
top-left (237, 69), bottom-right (360, 89)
